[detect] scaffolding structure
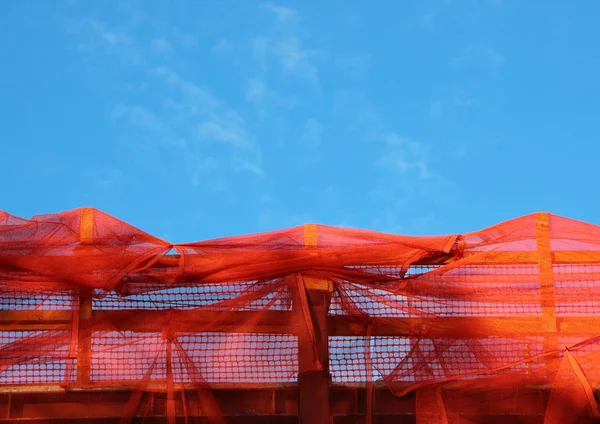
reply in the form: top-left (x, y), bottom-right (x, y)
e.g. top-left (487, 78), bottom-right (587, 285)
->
top-left (1, 208), bottom-right (600, 423)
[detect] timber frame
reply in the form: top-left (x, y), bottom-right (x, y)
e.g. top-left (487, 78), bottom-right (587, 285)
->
top-left (1, 243), bottom-right (600, 423)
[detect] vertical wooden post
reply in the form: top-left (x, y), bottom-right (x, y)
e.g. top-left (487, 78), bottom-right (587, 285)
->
top-left (166, 340), bottom-right (175, 424)
top-left (77, 208), bottom-right (94, 386)
top-left (535, 212), bottom-right (558, 375)
top-left (297, 224), bottom-right (332, 424)
top-left (77, 293), bottom-right (93, 386)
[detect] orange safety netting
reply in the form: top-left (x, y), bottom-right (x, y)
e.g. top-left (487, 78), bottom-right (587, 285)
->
top-left (1, 207), bottom-right (600, 423)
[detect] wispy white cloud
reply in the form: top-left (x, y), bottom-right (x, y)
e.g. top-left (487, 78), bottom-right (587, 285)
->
top-left (152, 68), bottom-right (258, 148)
top-left (113, 85), bottom-right (264, 183)
top-left (111, 104), bottom-right (164, 133)
top-left (151, 67), bottom-right (264, 175)
top-left (260, 3), bottom-right (298, 23)
top-left (62, 6), bottom-right (272, 199)
top-left (378, 133), bottom-right (432, 180)
top-left (68, 18), bottom-right (143, 65)
top-left (71, 11), bottom-right (263, 184)
top-left (379, 149), bottom-right (431, 180)
top-left (232, 157), bottom-right (265, 176)
top-left (197, 119), bottom-right (250, 149)
top-left (274, 37), bottom-right (321, 83)
top-left (354, 110), bottom-right (456, 233)
top-left (253, 5), bottom-right (323, 85)
top-left (110, 103), bottom-right (188, 151)
top-left (245, 78), bottom-right (296, 110)
top-left (152, 67), bottom-right (220, 112)
top-left (331, 96), bottom-right (441, 205)
top-left (89, 20), bottom-right (131, 46)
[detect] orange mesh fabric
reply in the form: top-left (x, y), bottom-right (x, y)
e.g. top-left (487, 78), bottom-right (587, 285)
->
top-left (1, 207), bottom-right (600, 422)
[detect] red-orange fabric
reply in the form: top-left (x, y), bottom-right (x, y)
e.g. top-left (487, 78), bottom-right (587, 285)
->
top-left (1, 207), bottom-right (600, 423)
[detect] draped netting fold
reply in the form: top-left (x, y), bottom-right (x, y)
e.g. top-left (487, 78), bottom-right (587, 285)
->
top-left (1, 207), bottom-right (600, 423)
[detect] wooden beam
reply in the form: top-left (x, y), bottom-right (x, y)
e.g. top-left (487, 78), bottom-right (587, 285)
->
top-left (415, 250), bottom-right (600, 266)
top-left (2, 309), bottom-right (600, 338)
top-left (297, 287), bottom-right (331, 424)
top-left (4, 249), bottom-right (600, 287)
top-left (297, 224), bottom-right (332, 424)
top-left (92, 309), bottom-right (293, 333)
top-left (0, 388), bottom-right (297, 419)
top-left (0, 386), bottom-right (556, 421)
top-left (536, 213), bottom-right (558, 377)
top-left (76, 209), bottom-right (94, 386)
top-left (0, 310), bottom-right (71, 323)
top-left (331, 315), bottom-right (558, 338)
top-left (76, 291), bottom-right (93, 387)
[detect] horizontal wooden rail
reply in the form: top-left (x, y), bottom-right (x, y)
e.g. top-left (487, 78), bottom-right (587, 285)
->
top-left (2, 246), bottom-right (600, 423)
top-left (124, 250), bottom-right (600, 267)
top-left (420, 250), bottom-right (600, 265)
top-left (0, 385), bottom-right (554, 422)
top-left (3, 251), bottom-right (600, 281)
top-left (2, 309), bottom-right (600, 337)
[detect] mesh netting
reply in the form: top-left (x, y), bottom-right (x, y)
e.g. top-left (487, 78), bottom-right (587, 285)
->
top-left (1, 207), bottom-right (600, 423)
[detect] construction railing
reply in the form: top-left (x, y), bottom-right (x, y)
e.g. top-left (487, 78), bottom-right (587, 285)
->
top-left (1, 208), bottom-right (600, 423)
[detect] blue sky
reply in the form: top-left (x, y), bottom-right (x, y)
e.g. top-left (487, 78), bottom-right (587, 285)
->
top-left (1, 1), bottom-right (599, 242)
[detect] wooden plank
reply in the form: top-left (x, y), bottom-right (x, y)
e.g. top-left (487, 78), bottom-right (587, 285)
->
top-left (0, 323), bottom-right (67, 331)
top-left (0, 310), bottom-right (71, 323)
top-left (76, 292), bottom-right (93, 386)
top-left (425, 250), bottom-right (600, 266)
top-left (0, 383), bottom-right (298, 393)
top-left (21, 402), bottom-right (126, 419)
top-left (3, 250), bottom-right (600, 286)
top-left (0, 309), bottom-right (291, 333)
top-left (415, 250), bottom-right (600, 266)
top-left (166, 340), bottom-right (175, 424)
top-left (557, 317), bottom-right (600, 335)
top-left (3, 309), bottom-right (600, 338)
top-left (1, 417), bottom-right (300, 424)
top-left (536, 213), bottom-right (558, 376)
top-left (0, 386), bottom-right (554, 421)
top-left (92, 309), bottom-right (293, 334)
top-left (553, 250), bottom-right (600, 264)
top-left (334, 315), bottom-right (600, 337)
top-left (147, 250), bottom-right (600, 266)
top-left (297, 224), bottom-right (331, 424)
top-left (440, 251), bottom-right (539, 265)
top-left (0, 389), bottom-right (297, 418)
top-left (298, 288), bottom-right (331, 424)
top-left (331, 315), bottom-right (555, 338)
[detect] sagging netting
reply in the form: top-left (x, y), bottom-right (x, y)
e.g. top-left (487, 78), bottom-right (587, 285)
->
top-left (1, 207), bottom-right (600, 423)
